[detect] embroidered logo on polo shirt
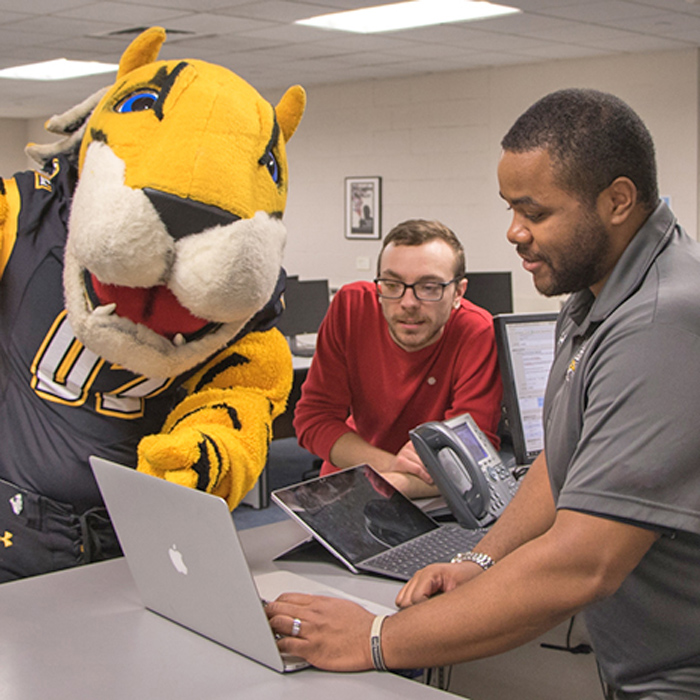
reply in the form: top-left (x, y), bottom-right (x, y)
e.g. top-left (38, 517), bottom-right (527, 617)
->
top-left (566, 340), bottom-right (589, 382)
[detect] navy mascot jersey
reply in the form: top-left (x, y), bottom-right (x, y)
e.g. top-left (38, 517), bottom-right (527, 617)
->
top-left (0, 158), bottom-right (286, 513)
top-left (0, 160), bottom-right (188, 510)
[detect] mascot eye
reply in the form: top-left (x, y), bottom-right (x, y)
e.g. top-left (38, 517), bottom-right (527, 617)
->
top-left (261, 149), bottom-right (280, 184)
top-left (115, 89), bottom-right (160, 113)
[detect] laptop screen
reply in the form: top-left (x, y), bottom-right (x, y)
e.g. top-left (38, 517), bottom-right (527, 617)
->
top-left (494, 312), bottom-right (558, 465)
top-left (272, 465), bottom-right (438, 565)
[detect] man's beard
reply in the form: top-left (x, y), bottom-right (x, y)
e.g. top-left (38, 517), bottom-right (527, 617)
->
top-left (524, 210), bottom-right (612, 297)
top-left (387, 313), bottom-right (443, 351)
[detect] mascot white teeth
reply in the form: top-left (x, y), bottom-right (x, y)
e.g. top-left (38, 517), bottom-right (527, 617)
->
top-left (0, 27), bottom-right (306, 582)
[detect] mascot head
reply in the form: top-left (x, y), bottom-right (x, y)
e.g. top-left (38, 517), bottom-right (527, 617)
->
top-left (49, 27), bottom-right (304, 378)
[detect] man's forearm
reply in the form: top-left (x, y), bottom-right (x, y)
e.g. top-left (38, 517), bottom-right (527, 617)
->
top-left (328, 431), bottom-right (396, 471)
top-left (382, 508), bottom-right (659, 669)
top-left (472, 451), bottom-right (556, 561)
top-left (383, 540), bottom-right (579, 669)
top-left (383, 472), bottom-right (440, 499)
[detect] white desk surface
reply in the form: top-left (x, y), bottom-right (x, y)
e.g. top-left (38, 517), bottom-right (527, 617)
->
top-left (0, 519), bottom-right (455, 700)
top-left (291, 353), bottom-right (313, 370)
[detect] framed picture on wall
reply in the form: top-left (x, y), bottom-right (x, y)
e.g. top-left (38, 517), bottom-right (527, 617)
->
top-left (345, 176), bottom-right (381, 239)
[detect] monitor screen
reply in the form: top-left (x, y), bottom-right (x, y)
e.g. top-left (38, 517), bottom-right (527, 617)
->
top-left (276, 277), bottom-right (330, 337)
top-left (463, 271), bottom-right (513, 315)
top-left (494, 312), bottom-right (558, 465)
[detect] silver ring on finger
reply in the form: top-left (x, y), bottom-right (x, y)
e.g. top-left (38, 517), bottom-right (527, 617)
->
top-left (291, 617), bottom-right (302, 637)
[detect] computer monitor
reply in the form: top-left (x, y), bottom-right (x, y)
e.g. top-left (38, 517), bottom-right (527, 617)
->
top-left (494, 312), bottom-right (559, 465)
top-left (464, 271), bottom-right (513, 315)
top-left (276, 278), bottom-right (330, 353)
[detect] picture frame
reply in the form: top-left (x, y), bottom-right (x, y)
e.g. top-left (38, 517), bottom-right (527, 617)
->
top-left (345, 176), bottom-right (382, 239)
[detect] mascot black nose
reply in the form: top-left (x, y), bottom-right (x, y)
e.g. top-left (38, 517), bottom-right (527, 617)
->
top-left (144, 188), bottom-right (240, 240)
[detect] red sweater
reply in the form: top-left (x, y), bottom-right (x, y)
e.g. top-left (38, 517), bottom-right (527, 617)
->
top-left (293, 281), bottom-right (503, 474)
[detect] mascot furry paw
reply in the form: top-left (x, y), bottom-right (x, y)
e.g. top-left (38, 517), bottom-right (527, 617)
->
top-left (0, 27), bottom-right (305, 581)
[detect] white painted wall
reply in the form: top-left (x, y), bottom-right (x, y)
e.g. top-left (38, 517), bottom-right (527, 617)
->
top-left (271, 48), bottom-right (699, 312)
top-left (2, 47), bottom-right (697, 313)
top-left (0, 116), bottom-right (60, 177)
top-left (0, 119), bottom-right (34, 178)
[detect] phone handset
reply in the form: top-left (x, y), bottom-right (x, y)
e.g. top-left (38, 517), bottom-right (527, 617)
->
top-left (410, 413), bottom-right (519, 529)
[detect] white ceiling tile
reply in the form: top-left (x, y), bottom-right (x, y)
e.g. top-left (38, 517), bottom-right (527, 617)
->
top-left (608, 10), bottom-right (700, 35)
top-left (215, 1), bottom-right (338, 22)
top-left (54, 2), bottom-right (188, 25)
top-left (0, 0), bottom-right (85, 11)
top-left (0, 0), bottom-right (699, 117)
top-left (156, 12), bottom-right (274, 34)
top-left (630, 0), bottom-right (700, 14)
top-left (542, 1), bottom-right (666, 22)
top-left (516, 43), bottom-right (618, 60)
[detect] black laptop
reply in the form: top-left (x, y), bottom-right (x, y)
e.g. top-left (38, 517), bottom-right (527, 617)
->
top-left (272, 464), bottom-right (486, 581)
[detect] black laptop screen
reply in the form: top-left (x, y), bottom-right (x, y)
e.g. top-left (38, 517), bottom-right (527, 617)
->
top-left (272, 465), bottom-right (438, 565)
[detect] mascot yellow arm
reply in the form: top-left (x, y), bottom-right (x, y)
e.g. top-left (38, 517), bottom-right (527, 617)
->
top-left (137, 327), bottom-right (293, 509)
top-left (0, 177), bottom-right (19, 282)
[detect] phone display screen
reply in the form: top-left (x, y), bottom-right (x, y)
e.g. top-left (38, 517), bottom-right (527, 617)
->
top-left (452, 420), bottom-right (488, 462)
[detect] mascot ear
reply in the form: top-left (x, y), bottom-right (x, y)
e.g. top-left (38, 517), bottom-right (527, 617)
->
top-left (117, 26), bottom-right (167, 78)
top-left (25, 26), bottom-right (167, 168)
top-left (276, 85), bottom-right (306, 143)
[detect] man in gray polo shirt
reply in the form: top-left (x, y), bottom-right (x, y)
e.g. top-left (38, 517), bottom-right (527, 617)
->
top-left (265, 90), bottom-right (700, 698)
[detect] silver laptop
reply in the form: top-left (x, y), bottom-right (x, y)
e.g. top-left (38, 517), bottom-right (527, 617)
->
top-left (90, 456), bottom-right (394, 673)
top-left (271, 464), bottom-right (487, 581)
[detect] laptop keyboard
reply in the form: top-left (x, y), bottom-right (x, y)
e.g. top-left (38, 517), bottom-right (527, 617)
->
top-left (363, 525), bottom-right (486, 580)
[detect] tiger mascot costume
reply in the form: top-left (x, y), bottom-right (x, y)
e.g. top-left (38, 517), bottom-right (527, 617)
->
top-left (0, 27), bottom-right (305, 581)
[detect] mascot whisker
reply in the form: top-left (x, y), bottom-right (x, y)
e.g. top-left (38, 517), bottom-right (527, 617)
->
top-left (0, 27), bottom-right (305, 582)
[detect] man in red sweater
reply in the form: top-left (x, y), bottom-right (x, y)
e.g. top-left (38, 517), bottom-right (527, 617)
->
top-left (293, 219), bottom-right (503, 498)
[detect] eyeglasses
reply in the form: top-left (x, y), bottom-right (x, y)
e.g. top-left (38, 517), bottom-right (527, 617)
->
top-left (374, 277), bottom-right (461, 302)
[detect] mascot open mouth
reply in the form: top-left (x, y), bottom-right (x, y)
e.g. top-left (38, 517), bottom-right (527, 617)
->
top-left (64, 192), bottom-right (288, 378)
top-left (58, 50), bottom-right (300, 378)
top-left (85, 271), bottom-right (215, 343)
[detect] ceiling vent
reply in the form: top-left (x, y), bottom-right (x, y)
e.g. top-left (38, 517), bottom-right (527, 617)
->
top-left (90, 27), bottom-right (200, 42)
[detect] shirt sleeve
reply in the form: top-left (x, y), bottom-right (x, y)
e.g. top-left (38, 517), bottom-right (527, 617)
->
top-left (557, 321), bottom-right (700, 535)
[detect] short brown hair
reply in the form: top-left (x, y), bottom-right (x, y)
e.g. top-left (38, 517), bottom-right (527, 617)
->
top-left (377, 219), bottom-right (465, 278)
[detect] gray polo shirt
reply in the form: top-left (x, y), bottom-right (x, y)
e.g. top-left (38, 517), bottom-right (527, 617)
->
top-left (543, 202), bottom-right (700, 694)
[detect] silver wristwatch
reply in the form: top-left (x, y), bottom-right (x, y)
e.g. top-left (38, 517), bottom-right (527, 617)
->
top-left (450, 550), bottom-right (496, 570)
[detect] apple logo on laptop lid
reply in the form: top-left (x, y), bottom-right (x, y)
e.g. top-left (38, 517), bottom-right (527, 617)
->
top-left (169, 544), bottom-right (188, 575)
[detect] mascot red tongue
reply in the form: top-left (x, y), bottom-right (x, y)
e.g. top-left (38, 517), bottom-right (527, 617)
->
top-left (0, 26), bottom-right (306, 581)
top-left (90, 279), bottom-right (209, 339)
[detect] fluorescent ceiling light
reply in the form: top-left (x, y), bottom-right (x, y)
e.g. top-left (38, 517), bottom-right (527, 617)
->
top-left (296, 0), bottom-right (521, 34)
top-left (0, 58), bottom-right (118, 81)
